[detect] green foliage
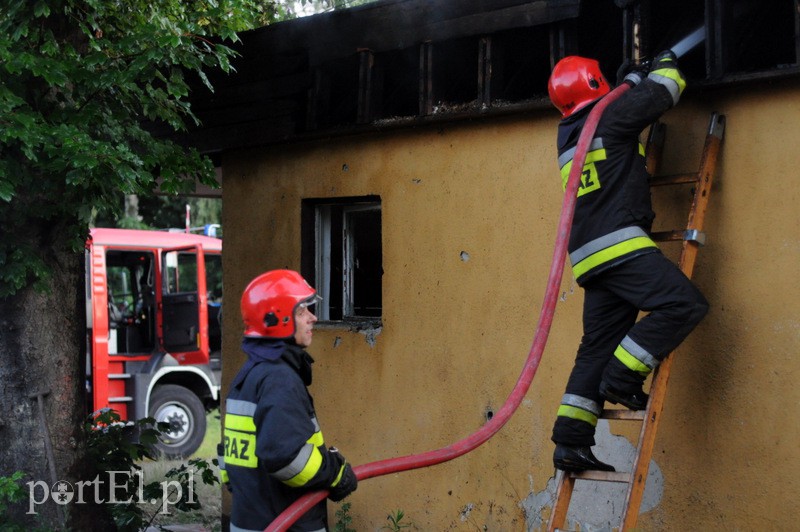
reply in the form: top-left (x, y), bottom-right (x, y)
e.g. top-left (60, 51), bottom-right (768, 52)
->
top-left (86, 408), bottom-right (219, 532)
top-left (0, 0), bottom-right (245, 296)
top-left (0, 471), bottom-right (27, 532)
top-left (383, 509), bottom-right (414, 531)
top-left (334, 501), bottom-right (356, 532)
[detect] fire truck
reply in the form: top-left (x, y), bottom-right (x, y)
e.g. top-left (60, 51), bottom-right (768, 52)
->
top-left (85, 228), bottom-right (222, 458)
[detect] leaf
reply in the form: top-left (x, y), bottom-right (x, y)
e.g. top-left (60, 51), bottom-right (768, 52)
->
top-left (33, 1), bottom-right (50, 18)
top-left (0, 180), bottom-right (15, 202)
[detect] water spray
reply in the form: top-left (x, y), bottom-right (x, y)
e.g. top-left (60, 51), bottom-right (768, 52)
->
top-left (670, 26), bottom-right (705, 58)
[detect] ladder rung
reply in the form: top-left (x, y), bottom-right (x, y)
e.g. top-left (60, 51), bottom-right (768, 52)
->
top-left (651, 230), bottom-right (684, 242)
top-left (649, 173), bottom-right (699, 186)
top-left (568, 470), bottom-right (631, 483)
top-left (651, 229), bottom-right (706, 245)
top-left (601, 408), bottom-right (646, 421)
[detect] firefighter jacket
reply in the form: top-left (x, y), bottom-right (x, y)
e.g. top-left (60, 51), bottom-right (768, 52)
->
top-left (557, 68), bottom-right (684, 286)
top-left (220, 338), bottom-right (347, 532)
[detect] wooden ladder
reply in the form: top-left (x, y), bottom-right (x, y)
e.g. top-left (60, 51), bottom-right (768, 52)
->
top-left (547, 112), bottom-right (726, 532)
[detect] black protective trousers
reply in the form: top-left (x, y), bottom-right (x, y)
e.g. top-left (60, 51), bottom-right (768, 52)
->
top-left (552, 250), bottom-right (709, 446)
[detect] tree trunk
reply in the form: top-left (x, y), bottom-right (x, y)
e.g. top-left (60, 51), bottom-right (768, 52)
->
top-left (0, 222), bottom-right (115, 530)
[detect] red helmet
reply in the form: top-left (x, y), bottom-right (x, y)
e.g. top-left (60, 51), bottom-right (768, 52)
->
top-left (241, 270), bottom-right (320, 338)
top-left (548, 56), bottom-right (610, 118)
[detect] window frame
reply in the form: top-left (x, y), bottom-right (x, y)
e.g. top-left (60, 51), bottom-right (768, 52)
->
top-left (302, 195), bottom-right (382, 327)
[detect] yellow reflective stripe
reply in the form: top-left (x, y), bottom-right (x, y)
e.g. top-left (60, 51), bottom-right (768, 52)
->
top-left (308, 430), bottom-right (324, 447)
top-left (614, 344), bottom-right (652, 376)
top-left (572, 236), bottom-right (657, 279)
top-left (560, 147), bottom-right (607, 195)
top-left (557, 404), bottom-right (598, 427)
top-left (650, 67), bottom-right (686, 94)
top-left (220, 469), bottom-right (230, 483)
top-left (283, 445), bottom-right (323, 487)
top-left (223, 428), bottom-right (258, 468)
top-left (331, 463), bottom-right (346, 487)
top-left (226, 413), bottom-right (256, 432)
top-left (638, 142), bottom-right (645, 156)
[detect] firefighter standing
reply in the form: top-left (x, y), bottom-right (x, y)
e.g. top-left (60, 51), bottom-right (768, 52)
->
top-left (219, 270), bottom-right (357, 531)
top-left (547, 52), bottom-right (709, 472)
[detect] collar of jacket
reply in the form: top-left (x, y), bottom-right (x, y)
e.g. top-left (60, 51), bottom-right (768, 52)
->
top-left (232, 338), bottom-right (315, 389)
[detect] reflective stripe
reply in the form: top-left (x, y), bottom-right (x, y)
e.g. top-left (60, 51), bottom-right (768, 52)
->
top-left (556, 394), bottom-right (601, 427)
top-left (227, 398), bottom-right (256, 417)
top-left (308, 430), bottom-right (324, 447)
top-left (226, 413), bottom-right (256, 433)
top-left (274, 442), bottom-right (324, 487)
top-left (558, 137), bottom-right (605, 169)
top-left (224, 428), bottom-right (258, 468)
top-left (569, 226), bottom-right (657, 280)
top-left (648, 69), bottom-right (686, 106)
top-left (615, 336), bottom-right (659, 376)
top-left (561, 393), bottom-right (602, 416)
top-left (223, 399), bottom-right (258, 469)
top-left (557, 405), bottom-right (598, 426)
top-left (559, 138), bottom-right (607, 197)
top-left (331, 463), bottom-right (346, 487)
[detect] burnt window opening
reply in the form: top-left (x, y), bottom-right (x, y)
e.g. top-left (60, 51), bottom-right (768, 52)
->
top-left (619, 0), bottom-right (799, 83)
top-left (312, 55), bottom-right (360, 129)
top-left (489, 27), bottom-right (552, 103)
top-left (432, 37), bottom-right (480, 113)
top-left (372, 46), bottom-right (420, 120)
top-left (705, 0), bottom-right (797, 79)
top-left (301, 196), bottom-right (382, 324)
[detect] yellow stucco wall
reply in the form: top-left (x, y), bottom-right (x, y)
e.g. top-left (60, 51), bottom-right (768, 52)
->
top-left (219, 79), bottom-right (800, 530)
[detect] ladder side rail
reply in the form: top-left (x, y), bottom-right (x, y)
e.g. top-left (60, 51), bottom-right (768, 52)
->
top-left (679, 114), bottom-right (725, 275)
top-left (548, 473), bottom-right (576, 532)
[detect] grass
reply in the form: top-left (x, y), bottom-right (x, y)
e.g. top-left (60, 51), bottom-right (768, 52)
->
top-left (193, 408), bottom-right (221, 461)
top-left (138, 409), bottom-right (223, 531)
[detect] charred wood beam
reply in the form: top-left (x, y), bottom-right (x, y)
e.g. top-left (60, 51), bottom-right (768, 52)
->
top-left (357, 49), bottom-right (374, 124)
top-left (419, 41), bottom-right (433, 116)
top-left (478, 36), bottom-right (492, 107)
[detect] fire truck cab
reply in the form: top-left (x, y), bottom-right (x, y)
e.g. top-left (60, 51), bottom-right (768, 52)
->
top-left (85, 228), bottom-right (223, 458)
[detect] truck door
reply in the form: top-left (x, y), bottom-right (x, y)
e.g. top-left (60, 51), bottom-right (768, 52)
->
top-left (160, 245), bottom-right (209, 365)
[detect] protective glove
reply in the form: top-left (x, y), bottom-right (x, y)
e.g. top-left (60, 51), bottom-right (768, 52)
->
top-left (648, 49), bottom-right (686, 104)
top-left (650, 50), bottom-right (679, 71)
top-left (615, 59), bottom-right (649, 87)
top-left (327, 448), bottom-right (358, 501)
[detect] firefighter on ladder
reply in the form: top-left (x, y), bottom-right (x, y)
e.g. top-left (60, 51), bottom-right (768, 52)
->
top-left (547, 52), bottom-right (709, 472)
top-left (219, 270), bottom-right (357, 531)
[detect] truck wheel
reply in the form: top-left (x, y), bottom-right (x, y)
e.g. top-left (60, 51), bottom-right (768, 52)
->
top-left (149, 384), bottom-right (206, 459)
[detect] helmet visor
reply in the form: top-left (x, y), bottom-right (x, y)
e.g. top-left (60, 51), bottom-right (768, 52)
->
top-left (297, 294), bottom-right (322, 309)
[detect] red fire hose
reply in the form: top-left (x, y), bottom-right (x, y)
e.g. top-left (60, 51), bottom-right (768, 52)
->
top-left (265, 83), bottom-right (631, 532)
